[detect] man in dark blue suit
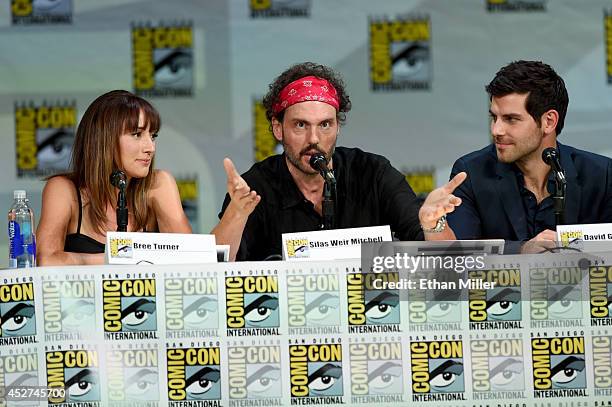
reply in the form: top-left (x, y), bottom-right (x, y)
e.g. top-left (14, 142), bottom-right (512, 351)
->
top-left (448, 60), bottom-right (612, 242)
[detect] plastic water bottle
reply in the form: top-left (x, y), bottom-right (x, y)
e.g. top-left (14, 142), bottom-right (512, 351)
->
top-left (8, 190), bottom-right (36, 268)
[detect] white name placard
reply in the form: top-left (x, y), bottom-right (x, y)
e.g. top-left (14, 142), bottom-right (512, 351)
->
top-left (282, 225), bottom-right (392, 261)
top-left (105, 232), bottom-right (217, 265)
top-left (557, 223), bottom-right (612, 247)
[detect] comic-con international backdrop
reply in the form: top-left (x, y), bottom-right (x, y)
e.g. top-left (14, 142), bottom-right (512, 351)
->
top-left (1, 0), bottom-right (612, 266)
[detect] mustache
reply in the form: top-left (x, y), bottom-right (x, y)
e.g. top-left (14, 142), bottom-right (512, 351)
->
top-left (300, 144), bottom-right (325, 155)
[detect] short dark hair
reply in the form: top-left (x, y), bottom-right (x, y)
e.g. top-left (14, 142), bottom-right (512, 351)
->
top-left (486, 60), bottom-right (569, 135)
top-left (262, 62), bottom-right (352, 125)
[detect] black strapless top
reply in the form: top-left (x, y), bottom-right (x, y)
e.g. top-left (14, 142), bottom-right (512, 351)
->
top-left (64, 186), bottom-right (106, 254)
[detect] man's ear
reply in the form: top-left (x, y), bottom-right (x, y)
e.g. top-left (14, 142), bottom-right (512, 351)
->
top-left (541, 109), bottom-right (559, 136)
top-left (272, 117), bottom-right (282, 142)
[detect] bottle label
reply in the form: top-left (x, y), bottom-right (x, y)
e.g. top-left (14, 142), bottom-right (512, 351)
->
top-left (8, 220), bottom-right (24, 259)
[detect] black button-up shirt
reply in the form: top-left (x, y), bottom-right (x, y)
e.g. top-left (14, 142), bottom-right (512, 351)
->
top-left (220, 147), bottom-right (424, 261)
top-left (513, 167), bottom-right (556, 238)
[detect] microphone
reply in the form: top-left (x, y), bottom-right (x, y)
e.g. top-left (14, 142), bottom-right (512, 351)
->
top-left (309, 153), bottom-right (336, 184)
top-left (110, 170), bottom-right (128, 232)
top-left (542, 148), bottom-right (562, 172)
top-left (110, 170), bottom-right (127, 189)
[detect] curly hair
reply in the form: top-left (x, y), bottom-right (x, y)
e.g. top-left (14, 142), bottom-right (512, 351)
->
top-left (262, 62), bottom-right (352, 126)
top-left (486, 60), bottom-right (569, 135)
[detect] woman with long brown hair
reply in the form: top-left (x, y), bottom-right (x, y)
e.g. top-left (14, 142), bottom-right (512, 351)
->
top-left (37, 90), bottom-right (191, 265)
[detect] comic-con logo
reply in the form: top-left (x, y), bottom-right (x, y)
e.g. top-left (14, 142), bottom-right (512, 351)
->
top-left (408, 274), bottom-right (461, 328)
top-left (225, 276), bottom-right (279, 334)
top-left (132, 21), bottom-right (193, 97)
top-left (249, 0), bottom-right (310, 18)
top-left (43, 280), bottom-right (95, 339)
top-left (253, 98), bottom-right (281, 162)
top-left (287, 274), bottom-right (340, 329)
top-left (530, 266), bottom-right (583, 327)
top-left (349, 342), bottom-right (403, 399)
top-left (102, 279), bottom-right (157, 339)
top-left (606, 11), bottom-right (612, 84)
top-left (486, 0), bottom-right (546, 12)
top-left (471, 339), bottom-right (525, 397)
top-left (166, 347), bottom-right (221, 402)
top-left (369, 16), bottom-right (431, 91)
top-left (176, 177), bottom-right (198, 233)
top-left (559, 230), bottom-right (583, 247)
top-left (531, 336), bottom-right (587, 396)
top-left (286, 239), bottom-right (310, 259)
top-left (109, 238), bottom-right (134, 258)
top-left (469, 268), bottom-right (522, 329)
top-left (228, 345), bottom-right (282, 400)
top-left (346, 272), bottom-right (400, 333)
top-left (107, 348), bottom-right (159, 402)
top-left (15, 101), bottom-right (76, 178)
top-left (0, 350), bottom-right (39, 402)
top-left (590, 266), bottom-right (612, 326)
top-left (165, 277), bottom-right (218, 332)
top-left (46, 349), bottom-right (100, 404)
top-left (410, 340), bottom-right (465, 401)
top-left (403, 168), bottom-right (435, 198)
top-left (593, 335), bottom-right (612, 395)
top-left (0, 282), bottom-right (36, 344)
top-left (11, 0), bottom-right (72, 24)
top-left (289, 344), bottom-right (344, 400)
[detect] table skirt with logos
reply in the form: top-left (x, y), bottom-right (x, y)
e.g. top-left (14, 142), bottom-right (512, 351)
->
top-left (0, 252), bottom-right (611, 406)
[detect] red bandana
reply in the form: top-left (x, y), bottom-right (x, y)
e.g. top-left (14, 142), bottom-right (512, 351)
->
top-left (272, 75), bottom-right (339, 115)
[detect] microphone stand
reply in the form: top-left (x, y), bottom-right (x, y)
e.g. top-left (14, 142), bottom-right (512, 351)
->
top-left (116, 184), bottom-right (128, 232)
top-left (322, 178), bottom-right (336, 230)
top-left (551, 169), bottom-right (567, 226)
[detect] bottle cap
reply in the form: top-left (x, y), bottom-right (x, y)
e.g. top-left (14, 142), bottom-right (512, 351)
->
top-left (14, 190), bottom-right (26, 200)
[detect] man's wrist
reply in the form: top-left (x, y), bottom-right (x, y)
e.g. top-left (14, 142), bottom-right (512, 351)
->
top-left (421, 215), bottom-right (447, 233)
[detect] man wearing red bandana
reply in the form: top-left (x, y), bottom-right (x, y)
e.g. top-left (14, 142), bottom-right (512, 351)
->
top-left (213, 62), bottom-right (466, 261)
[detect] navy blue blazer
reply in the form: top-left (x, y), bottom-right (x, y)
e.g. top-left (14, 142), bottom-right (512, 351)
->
top-left (447, 143), bottom-right (612, 240)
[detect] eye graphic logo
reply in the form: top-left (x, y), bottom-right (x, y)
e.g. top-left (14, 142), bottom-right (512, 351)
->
top-left (132, 22), bottom-right (194, 97)
top-left (14, 101), bottom-right (76, 178)
top-left (0, 351), bottom-right (39, 401)
top-left (347, 272), bottom-right (400, 332)
top-left (166, 347), bottom-right (221, 401)
top-left (287, 274), bottom-right (340, 328)
top-left (11, 0), bottom-right (72, 24)
top-left (249, 0), bottom-right (310, 18)
top-left (289, 344), bottom-right (343, 399)
top-left (286, 239), bottom-right (310, 258)
top-left (469, 269), bottom-right (522, 328)
top-left (107, 349), bottom-right (159, 402)
top-left (102, 279), bottom-right (157, 335)
top-left (471, 339), bottom-right (524, 395)
top-left (531, 337), bottom-right (587, 396)
top-left (410, 341), bottom-right (465, 400)
top-left (46, 350), bottom-right (100, 404)
top-left (593, 336), bottom-right (612, 395)
top-left (486, 0), bottom-right (546, 12)
top-left (225, 276), bottom-right (280, 331)
top-left (254, 98), bottom-right (282, 162)
top-left (109, 238), bottom-right (133, 258)
top-left (559, 230), bottom-right (583, 247)
top-left (165, 277), bottom-right (218, 331)
top-left (228, 345), bottom-right (282, 400)
top-left (408, 276), bottom-right (461, 326)
top-left (589, 266), bottom-right (612, 325)
top-left (369, 16), bottom-right (432, 91)
top-left (530, 267), bottom-right (583, 326)
top-left (0, 283), bottom-right (36, 340)
top-left (43, 280), bottom-right (95, 336)
top-left (349, 342), bottom-right (403, 397)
